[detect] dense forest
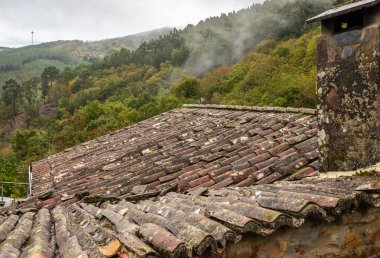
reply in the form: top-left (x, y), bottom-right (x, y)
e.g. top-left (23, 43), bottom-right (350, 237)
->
top-left (0, 0), bottom-right (350, 196)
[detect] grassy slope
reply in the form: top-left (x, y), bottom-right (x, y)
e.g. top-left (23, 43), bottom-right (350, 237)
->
top-left (1, 60), bottom-right (77, 84)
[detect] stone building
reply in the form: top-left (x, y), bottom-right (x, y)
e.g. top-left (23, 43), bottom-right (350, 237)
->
top-left (0, 1), bottom-right (379, 258)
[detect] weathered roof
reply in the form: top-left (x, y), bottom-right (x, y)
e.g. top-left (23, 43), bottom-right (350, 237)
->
top-left (25, 104), bottom-right (318, 209)
top-left (1, 177), bottom-right (379, 257)
top-left (307, 0), bottom-right (380, 23)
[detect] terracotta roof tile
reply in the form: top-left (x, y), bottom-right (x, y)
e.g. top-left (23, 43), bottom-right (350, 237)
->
top-left (256, 172), bottom-right (283, 184)
top-left (23, 105), bottom-right (319, 208)
top-left (1, 177), bottom-right (379, 257)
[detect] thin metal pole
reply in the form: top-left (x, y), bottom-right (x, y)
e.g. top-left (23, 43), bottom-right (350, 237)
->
top-left (0, 181), bottom-right (29, 185)
top-left (1, 185), bottom-right (3, 202)
top-left (28, 165), bottom-right (32, 195)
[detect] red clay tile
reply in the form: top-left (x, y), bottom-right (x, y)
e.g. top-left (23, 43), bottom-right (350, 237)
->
top-left (276, 148), bottom-right (297, 158)
top-left (248, 152), bottom-right (272, 166)
top-left (212, 171), bottom-right (233, 183)
top-left (220, 155), bottom-right (241, 166)
top-left (255, 157), bottom-right (279, 170)
top-left (267, 142), bottom-right (290, 156)
top-left (256, 172), bottom-right (283, 184)
top-left (188, 175), bottom-right (211, 188)
top-left (207, 165), bottom-right (230, 177)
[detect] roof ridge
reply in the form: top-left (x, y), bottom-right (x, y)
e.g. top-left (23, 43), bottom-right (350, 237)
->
top-left (183, 104), bottom-right (316, 115)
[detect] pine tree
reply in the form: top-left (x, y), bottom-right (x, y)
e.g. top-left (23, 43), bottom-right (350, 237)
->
top-left (2, 79), bottom-right (20, 122)
top-left (41, 66), bottom-right (59, 100)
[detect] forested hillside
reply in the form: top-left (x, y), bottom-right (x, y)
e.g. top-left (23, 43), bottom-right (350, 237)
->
top-left (0, 27), bottom-right (173, 88)
top-left (95, 0), bottom-right (332, 75)
top-left (0, 47), bottom-right (82, 89)
top-left (181, 0), bottom-right (331, 75)
top-left (0, 0), bottom-right (346, 196)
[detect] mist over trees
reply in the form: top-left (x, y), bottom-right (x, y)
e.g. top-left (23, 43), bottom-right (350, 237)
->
top-left (182, 0), bottom-right (333, 75)
top-left (89, 0), bottom-right (333, 76)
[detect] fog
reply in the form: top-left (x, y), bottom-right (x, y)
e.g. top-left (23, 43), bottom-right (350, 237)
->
top-left (0, 0), bottom-right (264, 47)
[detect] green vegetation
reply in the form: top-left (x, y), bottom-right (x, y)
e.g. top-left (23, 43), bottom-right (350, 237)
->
top-left (0, 0), bottom-right (345, 197)
top-left (41, 66), bottom-right (60, 99)
top-left (354, 170), bottom-right (380, 177)
top-left (2, 79), bottom-right (20, 122)
top-left (0, 153), bottom-right (23, 197)
top-left (203, 29), bottom-right (319, 107)
top-left (0, 46), bottom-right (82, 90)
top-left (0, 46), bottom-right (80, 72)
top-left (172, 77), bottom-right (200, 99)
top-left (93, 29), bottom-right (189, 70)
top-left (181, 0), bottom-right (332, 75)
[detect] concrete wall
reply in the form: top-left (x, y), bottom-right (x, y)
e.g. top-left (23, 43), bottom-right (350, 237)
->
top-left (216, 208), bottom-right (380, 258)
top-left (317, 12), bottom-right (380, 171)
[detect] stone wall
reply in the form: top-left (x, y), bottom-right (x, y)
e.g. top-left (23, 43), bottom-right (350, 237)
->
top-left (317, 23), bottom-right (380, 171)
top-left (216, 208), bottom-right (380, 258)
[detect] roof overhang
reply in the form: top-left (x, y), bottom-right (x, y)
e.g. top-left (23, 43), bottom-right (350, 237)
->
top-left (307, 0), bottom-right (380, 23)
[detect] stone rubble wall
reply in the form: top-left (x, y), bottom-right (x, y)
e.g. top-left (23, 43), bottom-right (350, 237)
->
top-left (317, 24), bottom-right (380, 171)
top-left (220, 208), bottom-right (380, 258)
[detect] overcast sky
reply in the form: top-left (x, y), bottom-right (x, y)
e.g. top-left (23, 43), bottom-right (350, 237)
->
top-left (0, 0), bottom-right (264, 48)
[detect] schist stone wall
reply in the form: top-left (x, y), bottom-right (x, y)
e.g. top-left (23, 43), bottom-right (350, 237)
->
top-left (317, 7), bottom-right (380, 171)
top-left (217, 208), bottom-right (380, 258)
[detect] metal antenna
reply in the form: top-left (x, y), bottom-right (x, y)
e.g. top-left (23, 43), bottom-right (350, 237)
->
top-left (31, 31), bottom-right (34, 45)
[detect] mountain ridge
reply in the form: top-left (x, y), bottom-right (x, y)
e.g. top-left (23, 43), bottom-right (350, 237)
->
top-left (0, 27), bottom-right (174, 87)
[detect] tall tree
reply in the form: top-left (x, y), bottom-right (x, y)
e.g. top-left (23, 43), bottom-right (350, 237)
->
top-left (41, 66), bottom-right (59, 100)
top-left (59, 67), bottom-right (76, 85)
top-left (22, 77), bottom-right (40, 105)
top-left (2, 79), bottom-right (20, 122)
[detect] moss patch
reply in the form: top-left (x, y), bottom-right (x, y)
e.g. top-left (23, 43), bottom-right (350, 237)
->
top-left (354, 170), bottom-right (380, 177)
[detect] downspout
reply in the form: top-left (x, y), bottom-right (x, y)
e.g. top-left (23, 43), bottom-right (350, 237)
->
top-left (28, 165), bottom-right (32, 196)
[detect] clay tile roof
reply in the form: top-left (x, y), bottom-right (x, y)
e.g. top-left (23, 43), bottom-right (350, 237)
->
top-left (25, 105), bottom-right (319, 209)
top-left (1, 177), bottom-right (379, 257)
top-left (307, 0), bottom-right (380, 23)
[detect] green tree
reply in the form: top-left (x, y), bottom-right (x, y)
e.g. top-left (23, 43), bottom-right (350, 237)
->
top-left (48, 83), bottom-right (71, 106)
top-left (41, 66), bottom-right (60, 100)
top-left (172, 77), bottom-right (200, 99)
top-left (172, 45), bottom-right (190, 66)
top-left (2, 79), bottom-right (20, 121)
top-left (59, 67), bottom-right (76, 85)
top-left (0, 153), bottom-right (22, 197)
top-left (22, 77), bottom-right (40, 105)
top-left (11, 129), bottom-right (49, 161)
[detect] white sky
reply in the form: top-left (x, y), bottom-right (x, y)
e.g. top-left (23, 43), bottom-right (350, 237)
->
top-left (0, 0), bottom-right (264, 48)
